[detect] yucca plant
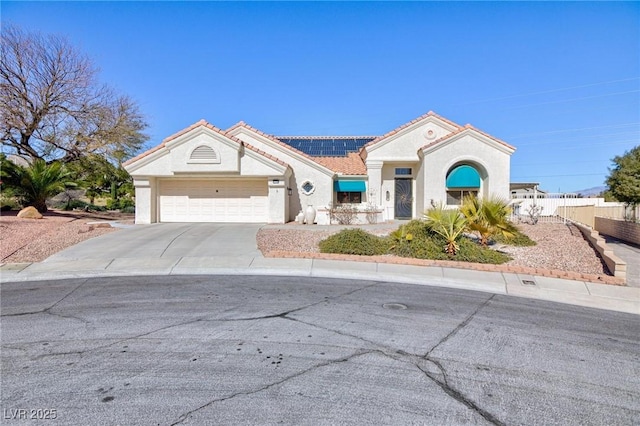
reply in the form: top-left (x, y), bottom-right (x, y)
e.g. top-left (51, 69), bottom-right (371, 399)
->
top-left (1, 156), bottom-right (75, 213)
top-left (460, 195), bottom-right (516, 246)
top-left (423, 204), bottom-right (467, 255)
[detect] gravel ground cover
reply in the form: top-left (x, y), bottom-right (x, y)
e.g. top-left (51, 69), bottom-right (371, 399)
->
top-left (257, 222), bottom-right (609, 277)
top-left (2, 211), bottom-right (609, 279)
top-left (0, 210), bottom-right (130, 263)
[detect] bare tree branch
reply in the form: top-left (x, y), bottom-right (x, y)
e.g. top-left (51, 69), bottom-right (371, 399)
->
top-left (0, 25), bottom-right (148, 162)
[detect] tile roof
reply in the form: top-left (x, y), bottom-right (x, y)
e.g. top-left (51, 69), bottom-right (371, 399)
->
top-left (420, 124), bottom-right (516, 152)
top-left (361, 111), bottom-right (463, 151)
top-left (313, 153), bottom-right (367, 175)
top-left (123, 120), bottom-right (289, 169)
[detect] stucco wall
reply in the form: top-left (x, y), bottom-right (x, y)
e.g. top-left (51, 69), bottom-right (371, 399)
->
top-left (231, 128), bottom-right (335, 222)
top-left (422, 134), bottom-right (511, 205)
top-left (595, 217), bottom-right (640, 245)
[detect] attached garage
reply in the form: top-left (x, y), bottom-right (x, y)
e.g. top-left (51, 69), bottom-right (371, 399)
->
top-left (159, 179), bottom-right (268, 223)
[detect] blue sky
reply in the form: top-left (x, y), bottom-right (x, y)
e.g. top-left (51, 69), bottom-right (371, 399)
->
top-left (3, 1), bottom-right (639, 192)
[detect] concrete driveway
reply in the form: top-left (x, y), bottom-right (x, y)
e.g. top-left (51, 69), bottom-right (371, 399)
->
top-left (46, 223), bottom-right (264, 261)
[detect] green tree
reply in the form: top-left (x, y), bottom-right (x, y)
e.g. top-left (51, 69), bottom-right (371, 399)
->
top-left (460, 195), bottom-right (516, 246)
top-left (1, 155), bottom-right (75, 213)
top-left (423, 204), bottom-right (468, 255)
top-left (606, 146), bottom-right (640, 212)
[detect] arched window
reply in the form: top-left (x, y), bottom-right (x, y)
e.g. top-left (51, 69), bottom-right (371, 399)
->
top-left (188, 145), bottom-right (220, 163)
top-left (446, 164), bottom-right (480, 205)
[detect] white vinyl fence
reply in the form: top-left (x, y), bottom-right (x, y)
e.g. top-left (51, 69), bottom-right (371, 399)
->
top-left (510, 193), bottom-right (628, 225)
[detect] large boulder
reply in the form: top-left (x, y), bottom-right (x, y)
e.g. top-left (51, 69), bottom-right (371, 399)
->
top-left (17, 206), bottom-right (43, 219)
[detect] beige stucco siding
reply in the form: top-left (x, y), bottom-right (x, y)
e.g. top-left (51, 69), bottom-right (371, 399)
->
top-left (230, 128), bottom-right (335, 221)
top-left (421, 133), bottom-right (512, 204)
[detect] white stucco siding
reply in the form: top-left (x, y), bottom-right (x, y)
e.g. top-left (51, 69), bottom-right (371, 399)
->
top-left (231, 129), bottom-right (335, 222)
top-left (133, 178), bottom-right (156, 224)
top-left (169, 132), bottom-right (240, 173)
top-left (366, 119), bottom-right (457, 162)
top-left (422, 134), bottom-right (512, 205)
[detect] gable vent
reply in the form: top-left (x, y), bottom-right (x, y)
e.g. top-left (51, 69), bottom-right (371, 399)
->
top-left (189, 145), bottom-right (219, 162)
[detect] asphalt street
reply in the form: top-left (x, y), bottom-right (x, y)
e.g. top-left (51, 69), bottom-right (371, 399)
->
top-left (1, 275), bottom-right (639, 425)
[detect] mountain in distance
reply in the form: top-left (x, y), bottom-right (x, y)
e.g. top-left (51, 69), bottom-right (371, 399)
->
top-left (572, 185), bottom-right (607, 196)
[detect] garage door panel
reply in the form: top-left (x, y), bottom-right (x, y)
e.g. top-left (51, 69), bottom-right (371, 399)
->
top-left (159, 179), bottom-right (268, 222)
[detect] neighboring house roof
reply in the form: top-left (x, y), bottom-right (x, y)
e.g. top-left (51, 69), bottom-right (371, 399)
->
top-left (420, 124), bottom-right (516, 152)
top-left (275, 136), bottom-right (377, 157)
top-left (313, 153), bottom-right (367, 175)
top-left (123, 119), bottom-right (289, 169)
top-left (361, 111), bottom-right (463, 152)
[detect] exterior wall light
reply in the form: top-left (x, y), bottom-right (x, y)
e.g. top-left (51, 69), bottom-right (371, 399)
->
top-left (287, 187), bottom-right (292, 196)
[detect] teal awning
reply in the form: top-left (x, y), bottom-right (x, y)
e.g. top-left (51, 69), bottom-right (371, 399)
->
top-left (334, 180), bottom-right (366, 192)
top-left (446, 165), bottom-right (480, 188)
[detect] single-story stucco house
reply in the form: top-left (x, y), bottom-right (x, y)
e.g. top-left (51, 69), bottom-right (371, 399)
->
top-left (123, 111), bottom-right (515, 224)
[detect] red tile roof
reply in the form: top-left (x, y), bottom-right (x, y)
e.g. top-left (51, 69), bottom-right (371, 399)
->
top-left (123, 120), bottom-right (289, 169)
top-left (314, 153), bottom-right (367, 175)
top-left (420, 124), bottom-right (516, 152)
top-left (361, 111), bottom-right (463, 152)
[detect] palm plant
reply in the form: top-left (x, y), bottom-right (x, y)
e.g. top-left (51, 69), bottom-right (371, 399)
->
top-left (1, 156), bottom-right (75, 213)
top-left (460, 195), bottom-right (516, 246)
top-left (423, 204), bottom-right (467, 255)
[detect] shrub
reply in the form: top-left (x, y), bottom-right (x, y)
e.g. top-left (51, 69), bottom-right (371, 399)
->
top-left (424, 204), bottom-right (467, 255)
top-left (387, 220), bottom-right (512, 264)
top-left (105, 197), bottom-right (134, 211)
top-left (454, 238), bottom-right (512, 264)
top-left (319, 229), bottom-right (389, 256)
top-left (120, 206), bottom-right (135, 214)
top-left (329, 204), bottom-right (358, 225)
top-left (60, 199), bottom-right (106, 211)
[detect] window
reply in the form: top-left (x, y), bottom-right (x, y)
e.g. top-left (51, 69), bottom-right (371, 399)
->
top-left (395, 167), bottom-right (412, 176)
top-left (301, 180), bottom-right (315, 195)
top-left (446, 190), bottom-right (478, 205)
top-left (338, 192), bottom-right (361, 204)
top-left (446, 164), bottom-right (480, 205)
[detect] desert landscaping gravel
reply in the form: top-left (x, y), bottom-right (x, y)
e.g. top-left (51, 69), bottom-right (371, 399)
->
top-left (257, 222), bottom-right (609, 277)
top-left (2, 211), bottom-right (609, 278)
top-left (1, 211), bottom-right (120, 263)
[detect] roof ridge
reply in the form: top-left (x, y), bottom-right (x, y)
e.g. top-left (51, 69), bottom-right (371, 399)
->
top-left (124, 119), bottom-right (290, 169)
top-left (361, 110), bottom-right (463, 151)
top-left (229, 121), bottom-right (336, 170)
top-left (420, 125), bottom-right (515, 152)
top-left (275, 135), bottom-right (379, 140)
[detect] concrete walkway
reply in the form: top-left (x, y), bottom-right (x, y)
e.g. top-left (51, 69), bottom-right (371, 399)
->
top-left (603, 235), bottom-right (640, 288)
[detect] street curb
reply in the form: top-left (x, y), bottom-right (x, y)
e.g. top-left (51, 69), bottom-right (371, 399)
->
top-left (264, 250), bottom-right (625, 286)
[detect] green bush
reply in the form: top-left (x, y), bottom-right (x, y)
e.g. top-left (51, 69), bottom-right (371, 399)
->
top-left (455, 238), bottom-right (512, 264)
top-left (120, 206), bottom-right (135, 214)
top-left (388, 220), bottom-right (512, 264)
top-left (61, 199), bottom-right (106, 212)
top-left (106, 196), bottom-right (135, 211)
top-left (492, 230), bottom-right (536, 247)
top-left (319, 229), bottom-right (389, 256)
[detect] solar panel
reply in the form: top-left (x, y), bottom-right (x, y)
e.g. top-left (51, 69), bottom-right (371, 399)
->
top-left (277, 136), bottom-right (377, 157)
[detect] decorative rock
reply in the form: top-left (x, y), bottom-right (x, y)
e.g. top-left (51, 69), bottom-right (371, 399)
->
top-left (17, 206), bottom-right (43, 219)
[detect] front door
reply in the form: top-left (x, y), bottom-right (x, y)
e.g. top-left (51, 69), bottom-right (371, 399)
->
top-left (394, 178), bottom-right (412, 219)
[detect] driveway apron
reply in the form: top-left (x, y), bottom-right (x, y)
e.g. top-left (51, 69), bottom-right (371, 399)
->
top-left (44, 223), bottom-right (264, 261)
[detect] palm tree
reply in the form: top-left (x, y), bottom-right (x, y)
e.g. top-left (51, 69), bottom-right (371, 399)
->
top-left (423, 204), bottom-right (468, 255)
top-left (1, 156), bottom-right (75, 213)
top-left (460, 195), bottom-right (516, 246)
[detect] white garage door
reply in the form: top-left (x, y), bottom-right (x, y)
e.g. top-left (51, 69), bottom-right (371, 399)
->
top-left (159, 179), bottom-right (268, 223)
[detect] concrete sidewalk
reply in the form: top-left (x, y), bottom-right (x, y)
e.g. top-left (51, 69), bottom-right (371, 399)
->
top-left (1, 254), bottom-right (638, 315)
